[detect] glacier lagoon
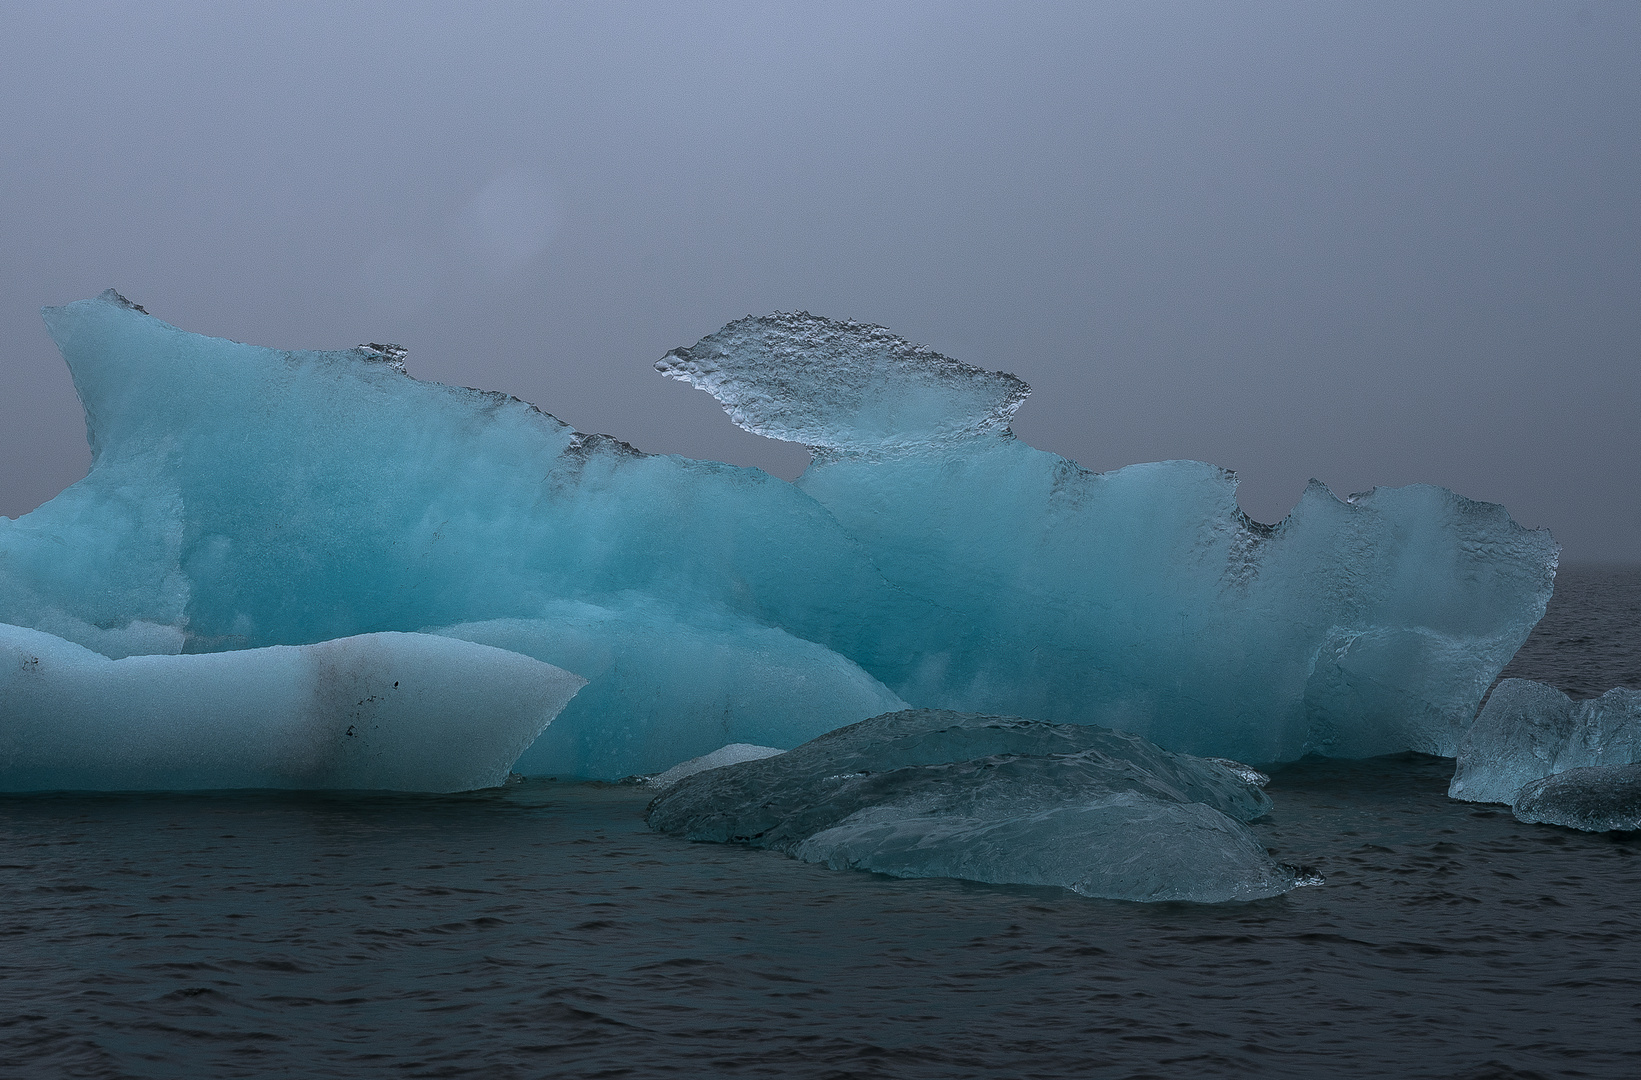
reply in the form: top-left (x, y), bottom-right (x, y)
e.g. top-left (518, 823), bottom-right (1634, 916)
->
top-left (1, 291), bottom-right (1556, 787)
top-left (1, 296), bottom-right (1637, 1077)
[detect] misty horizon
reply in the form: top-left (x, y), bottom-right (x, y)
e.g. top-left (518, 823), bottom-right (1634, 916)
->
top-left (2, 2), bottom-right (1637, 561)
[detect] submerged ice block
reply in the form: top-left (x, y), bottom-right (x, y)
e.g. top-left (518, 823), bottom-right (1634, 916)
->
top-left (0, 293), bottom-right (1557, 776)
top-left (647, 709), bottom-right (1302, 903)
top-left (1449, 679), bottom-right (1641, 804)
top-left (0, 623), bottom-right (584, 792)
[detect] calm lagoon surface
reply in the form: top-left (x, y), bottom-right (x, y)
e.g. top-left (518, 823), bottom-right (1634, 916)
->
top-left (2, 567), bottom-right (1638, 1079)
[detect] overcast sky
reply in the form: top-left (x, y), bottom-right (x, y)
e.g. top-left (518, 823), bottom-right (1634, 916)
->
top-left (2, 2), bottom-right (1637, 561)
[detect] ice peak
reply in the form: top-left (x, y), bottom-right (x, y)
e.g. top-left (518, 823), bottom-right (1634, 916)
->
top-left (97, 288), bottom-right (148, 314)
top-left (356, 342), bottom-right (409, 372)
top-left (657, 312), bottom-right (1030, 454)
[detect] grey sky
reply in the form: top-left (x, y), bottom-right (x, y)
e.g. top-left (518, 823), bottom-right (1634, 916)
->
top-left (2, 1), bottom-right (1637, 561)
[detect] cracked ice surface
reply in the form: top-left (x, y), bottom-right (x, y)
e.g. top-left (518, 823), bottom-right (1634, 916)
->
top-left (0, 293), bottom-right (1558, 778)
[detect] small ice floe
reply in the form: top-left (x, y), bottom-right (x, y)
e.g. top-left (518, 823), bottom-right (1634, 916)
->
top-left (1449, 679), bottom-right (1641, 806)
top-left (647, 708), bottom-right (1311, 903)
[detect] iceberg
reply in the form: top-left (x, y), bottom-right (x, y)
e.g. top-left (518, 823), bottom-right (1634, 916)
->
top-left (646, 709), bottom-right (1304, 903)
top-left (0, 623), bottom-right (584, 792)
top-left (0, 293), bottom-right (1557, 777)
top-left (1448, 679), bottom-right (1641, 804)
top-left (1512, 764), bottom-right (1641, 832)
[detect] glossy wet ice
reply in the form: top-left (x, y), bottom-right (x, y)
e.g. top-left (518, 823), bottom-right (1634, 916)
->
top-left (2, 567), bottom-right (1637, 1078)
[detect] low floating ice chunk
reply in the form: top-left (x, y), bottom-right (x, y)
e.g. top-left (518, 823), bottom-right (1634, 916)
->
top-left (647, 709), bottom-right (1302, 903)
top-left (643, 744), bottom-right (786, 789)
top-left (1513, 764), bottom-right (1641, 832)
top-left (1449, 679), bottom-right (1641, 805)
top-left (0, 624), bottom-right (584, 792)
top-left (792, 797), bottom-right (1296, 904)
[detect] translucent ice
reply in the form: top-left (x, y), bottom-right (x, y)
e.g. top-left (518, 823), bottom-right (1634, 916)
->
top-left (1513, 764), bottom-right (1641, 832)
top-left (1449, 679), bottom-right (1641, 804)
top-left (646, 709), bottom-right (1302, 903)
top-left (432, 608), bottom-right (904, 778)
top-left (662, 315), bottom-right (1559, 762)
top-left (0, 294), bottom-right (1557, 776)
top-left (0, 623), bottom-right (584, 792)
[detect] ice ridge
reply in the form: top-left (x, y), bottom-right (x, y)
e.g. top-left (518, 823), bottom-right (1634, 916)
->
top-left (5, 293), bottom-right (913, 777)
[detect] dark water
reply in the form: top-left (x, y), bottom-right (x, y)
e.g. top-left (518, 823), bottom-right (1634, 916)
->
top-left (1499, 564), bottom-right (1641, 699)
top-left (3, 568), bottom-right (1639, 1079)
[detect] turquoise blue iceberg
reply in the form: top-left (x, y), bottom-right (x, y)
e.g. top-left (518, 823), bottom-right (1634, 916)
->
top-left (0, 293), bottom-right (1558, 779)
